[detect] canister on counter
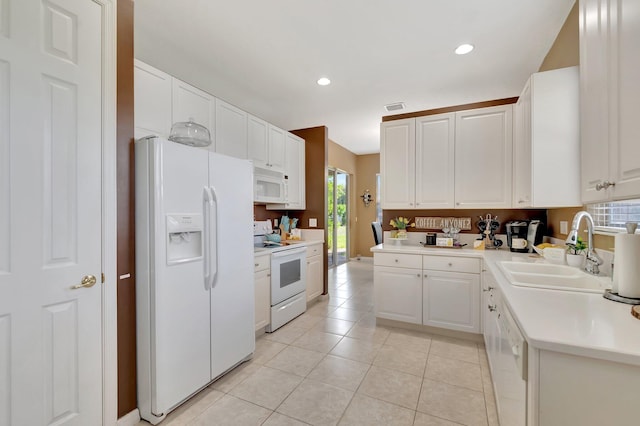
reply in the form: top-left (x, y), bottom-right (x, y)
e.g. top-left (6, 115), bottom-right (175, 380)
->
top-left (426, 233), bottom-right (437, 245)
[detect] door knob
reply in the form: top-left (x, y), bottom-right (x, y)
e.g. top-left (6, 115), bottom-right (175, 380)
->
top-left (71, 275), bottom-right (97, 290)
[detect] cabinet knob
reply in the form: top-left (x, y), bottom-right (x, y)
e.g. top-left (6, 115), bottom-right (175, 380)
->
top-left (395, 259), bottom-right (399, 263)
top-left (448, 262), bottom-right (453, 267)
top-left (456, 202), bottom-right (460, 206)
top-left (267, 274), bottom-right (271, 277)
top-left (424, 274), bottom-right (428, 278)
top-left (417, 273), bottom-right (421, 277)
top-left (483, 286), bottom-right (494, 292)
top-left (254, 263), bottom-right (259, 267)
top-left (596, 181), bottom-right (616, 191)
top-left (409, 203), bottom-right (413, 206)
top-left (488, 304), bottom-right (497, 312)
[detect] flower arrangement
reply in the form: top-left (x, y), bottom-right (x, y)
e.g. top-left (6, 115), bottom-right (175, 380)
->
top-left (389, 216), bottom-right (415, 230)
top-left (566, 236), bottom-right (587, 255)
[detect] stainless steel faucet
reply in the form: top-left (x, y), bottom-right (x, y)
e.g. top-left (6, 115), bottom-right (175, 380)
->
top-left (566, 211), bottom-right (603, 275)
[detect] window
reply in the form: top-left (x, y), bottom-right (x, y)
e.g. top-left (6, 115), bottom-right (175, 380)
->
top-left (587, 200), bottom-right (640, 232)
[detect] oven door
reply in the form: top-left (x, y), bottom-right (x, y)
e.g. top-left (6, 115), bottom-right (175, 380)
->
top-left (271, 247), bottom-right (307, 305)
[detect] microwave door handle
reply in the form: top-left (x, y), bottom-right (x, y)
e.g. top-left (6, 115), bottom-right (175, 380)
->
top-left (209, 185), bottom-right (219, 289)
top-left (203, 187), bottom-right (213, 290)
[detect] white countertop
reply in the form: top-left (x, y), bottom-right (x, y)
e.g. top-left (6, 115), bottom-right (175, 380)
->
top-left (371, 243), bottom-right (640, 367)
top-left (254, 239), bottom-right (323, 255)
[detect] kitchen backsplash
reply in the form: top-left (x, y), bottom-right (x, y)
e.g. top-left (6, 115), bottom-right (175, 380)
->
top-left (382, 209), bottom-right (547, 236)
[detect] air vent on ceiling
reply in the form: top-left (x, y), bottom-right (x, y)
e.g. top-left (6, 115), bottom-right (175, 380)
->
top-left (384, 102), bottom-right (406, 112)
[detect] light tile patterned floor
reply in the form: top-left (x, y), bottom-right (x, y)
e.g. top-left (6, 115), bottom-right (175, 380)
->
top-left (137, 261), bottom-right (499, 426)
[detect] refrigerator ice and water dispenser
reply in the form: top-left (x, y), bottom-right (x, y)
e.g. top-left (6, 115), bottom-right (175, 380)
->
top-left (166, 213), bottom-right (203, 264)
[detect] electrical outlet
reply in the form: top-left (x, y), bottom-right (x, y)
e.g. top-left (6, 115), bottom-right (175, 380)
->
top-left (309, 218), bottom-right (317, 228)
top-left (560, 221), bottom-right (568, 234)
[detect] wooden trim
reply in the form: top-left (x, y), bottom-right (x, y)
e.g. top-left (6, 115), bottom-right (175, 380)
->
top-left (382, 97), bottom-right (519, 122)
top-left (116, 0), bottom-right (137, 418)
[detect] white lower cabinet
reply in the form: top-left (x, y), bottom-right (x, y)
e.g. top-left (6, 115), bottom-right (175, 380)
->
top-left (373, 253), bottom-right (480, 331)
top-left (423, 271), bottom-right (480, 333)
top-left (306, 243), bottom-right (323, 302)
top-left (254, 254), bottom-right (270, 332)
top-left (374, 265), bottom-right (423, 324)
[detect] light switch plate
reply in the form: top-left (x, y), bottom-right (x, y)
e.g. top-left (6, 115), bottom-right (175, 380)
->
top-left (309, 218), bottom-right (317, 228)
top-left (560, 221), bottom-right (568, 234)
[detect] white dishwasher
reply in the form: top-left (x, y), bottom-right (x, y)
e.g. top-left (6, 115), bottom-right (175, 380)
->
top-left (496, 301), bottom-right (527, 426)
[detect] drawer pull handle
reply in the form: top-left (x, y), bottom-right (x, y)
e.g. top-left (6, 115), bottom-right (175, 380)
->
top-left (483, 286), bottom-right (494, 292)
top-left (488, 304), bottom-right (497, 312)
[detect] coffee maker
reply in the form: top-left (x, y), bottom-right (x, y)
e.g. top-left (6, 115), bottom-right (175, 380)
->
top-left (506, 220), bottom-right (544, 253)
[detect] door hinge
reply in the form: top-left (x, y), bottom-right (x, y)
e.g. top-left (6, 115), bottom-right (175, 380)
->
top-left (101, 273), bottom-right (105, 284)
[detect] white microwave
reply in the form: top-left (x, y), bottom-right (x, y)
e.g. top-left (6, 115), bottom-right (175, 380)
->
top-left (254, 166), bottom-right (287, 203)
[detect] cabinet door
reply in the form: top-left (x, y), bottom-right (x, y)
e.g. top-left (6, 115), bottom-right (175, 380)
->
top-left (380, 119), bottom-right (416, 209)
top-left (580, 0), bottom-right (613, 202)
top-left (455, 105), bottom-right (513, 208)
top-left (254, 269), bottom-right (271, 331)
top-left (134, 60), bottom-right (172, 139)
top-left (513, 81), bottom-right (532, 207)
top-left (306, 254), bottom-right (323, 302)
top-left (247, 114), bottom-right (269, 167)
top-left (172, 79), bottom-right (216, 150)
top-left (415, 113), bottom-right (455, 208)
top-left (267, 125), bottom-right (286, 172)
top-left (215, 99), bottom-right (248, 159)
top-left (374, 266), bottom-right (422, 324)
top-left (423, 270), bottom-right (480, 333)
top-left (609, 0), bottom-right (640, 200)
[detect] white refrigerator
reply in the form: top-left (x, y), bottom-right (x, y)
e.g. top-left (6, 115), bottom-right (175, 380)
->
top-left (135, 137), bottom-right (255, 424)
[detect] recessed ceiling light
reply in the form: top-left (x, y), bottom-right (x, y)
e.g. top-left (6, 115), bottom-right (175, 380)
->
top-left (455, 44), bottom-right (474, 55)
top-left (317, 77), bottom-right (331, 86)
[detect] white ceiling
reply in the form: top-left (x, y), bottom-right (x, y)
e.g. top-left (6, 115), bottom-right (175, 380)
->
top-left (135, 0), bottom-right (575, 155)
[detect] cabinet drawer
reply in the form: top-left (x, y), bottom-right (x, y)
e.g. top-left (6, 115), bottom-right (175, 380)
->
top-left (254, 253), bottom-right (270, 272)
top-left (306, 243), bottom-right (322, 257)
top-left (423, 256), bottom-right (480, 274)
top-left (374, 253), bottom-right (422, 269)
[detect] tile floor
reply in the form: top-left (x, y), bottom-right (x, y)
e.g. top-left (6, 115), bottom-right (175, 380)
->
top-left (137, 261), bottom-right (499, 426)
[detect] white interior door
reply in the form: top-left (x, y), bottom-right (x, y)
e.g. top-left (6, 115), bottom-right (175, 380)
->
top-left (0, 0), bottom-right (104, 424)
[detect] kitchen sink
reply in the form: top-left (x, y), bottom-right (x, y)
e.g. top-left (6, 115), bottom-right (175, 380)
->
top-left (498, 261), bottom-right (611, 293)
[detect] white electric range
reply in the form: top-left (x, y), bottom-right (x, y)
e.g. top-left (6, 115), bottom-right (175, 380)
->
top-left (254, 220), bottom-right (307, 331)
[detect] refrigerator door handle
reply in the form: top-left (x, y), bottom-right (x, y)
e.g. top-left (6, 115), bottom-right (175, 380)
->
top-left (203, 187), bottom-right (214, 290)
top-left (209, 185), bottom-right (220, 288)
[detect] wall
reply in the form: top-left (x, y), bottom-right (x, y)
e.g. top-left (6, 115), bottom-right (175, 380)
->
top-left (116, 0), bottom-right (137, 417)
top-left (291, 127), bottom-right (329, 293)
top-left (354, 154), bottom-right (380, 257)
top-left (540, 1), bottom-right (615, 250)
top-left (538, 2), bottom-right (579, 72)
top-left (328, 141), bottom-right (357, 258)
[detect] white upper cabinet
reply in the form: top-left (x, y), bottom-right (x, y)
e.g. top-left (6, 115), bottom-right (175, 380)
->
top-left (514, 67), bottom-right (580, 208)
top-left (415, 113), bottom-right (455, 209)
top-left (248, 117), bottom-right (286, 172)
top-left (381, 106), bottom-right (513, 209)
top-left (171, 79), bottom-right (216, 150)
top-left (380, 118), bottom-right (416, 209)
top-left (580, 0), bottom-right (640, 202)
top-left (248, 115), bottom-right (269, 166)
top-left (267, 132), bottom-right (306, 210)
top-left (215, 99), bottom-right (248, 159)
top-left (267, 126), bottom-right (286, 171)
top-left (455, 105), bottom-right (513, 209)
top-left (134, 60), bottom-right (172, 139)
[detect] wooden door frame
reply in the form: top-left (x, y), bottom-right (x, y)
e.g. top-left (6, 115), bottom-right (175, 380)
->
top-left (97, 0), bottom-right (118, 424)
